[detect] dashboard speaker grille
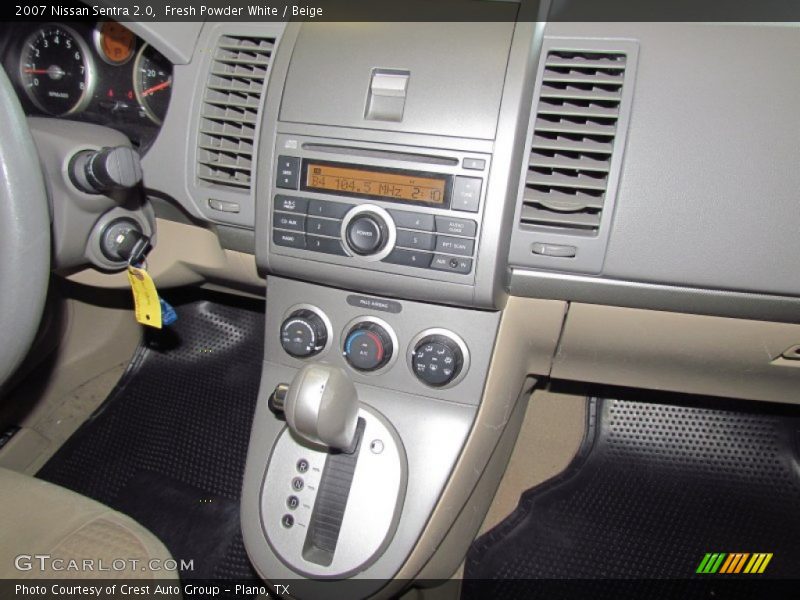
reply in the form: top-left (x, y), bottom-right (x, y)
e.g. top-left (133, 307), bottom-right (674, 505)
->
top-left (197, 35), bottom-right (275, 191)
top-left (521, 50), bottom-right (628, 234)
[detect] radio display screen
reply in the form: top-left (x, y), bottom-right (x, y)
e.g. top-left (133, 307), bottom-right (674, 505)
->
top-left (301, 160), bottom-right (450, 207)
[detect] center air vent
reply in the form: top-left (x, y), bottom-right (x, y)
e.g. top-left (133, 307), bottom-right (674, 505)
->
top-left (197, 35), bottom-right (275, 191)
top-left (521, 49), bottom-right (629, 234)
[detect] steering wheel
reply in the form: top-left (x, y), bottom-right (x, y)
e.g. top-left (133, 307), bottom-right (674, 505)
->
top-left (0, 66), bottom-right (50, 388)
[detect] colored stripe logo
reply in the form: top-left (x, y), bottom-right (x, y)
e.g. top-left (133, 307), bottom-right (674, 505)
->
top-left (696, 553), bottom-right (773, 574)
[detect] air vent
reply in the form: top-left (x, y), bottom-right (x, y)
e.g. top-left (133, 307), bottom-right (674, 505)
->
top-left (197, 35), bottom-right (275, 191)
top-left (521, 50), bottom-right (628, 234)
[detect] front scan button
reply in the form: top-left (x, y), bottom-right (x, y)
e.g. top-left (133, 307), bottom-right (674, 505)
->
top-left (435, 236), bottom-right (475, 257)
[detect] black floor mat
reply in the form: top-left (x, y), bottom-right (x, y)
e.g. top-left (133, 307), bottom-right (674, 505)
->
top-left (465, 394), bottom-right (800, 597)
top-left (37, 293), bottom-right (264, 581)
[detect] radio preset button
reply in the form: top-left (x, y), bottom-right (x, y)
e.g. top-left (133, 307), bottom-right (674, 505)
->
top-left (273, 212), bottom-right (306, 232)
top-left (383, 248), bottom-right (432, 269)
top-left (430, 254), bottom-right (472, 275)
top-left (346, 215), bottom-right (386, 255)
top-left (435, 216), bottom-right (477, 237)
top-left (396, 229), bottom-right (436, 251)
top-left (274, 195), bottom-right (308, 214)
top-left (273, 230), bottom-right (306, 250)
top-left (388, 210), bottom-right (435, 232)
top-left (307, 235), bottom-right (347, 256)
top-left (436, 236), bottom-right (474, 257)
top-left (306, 216), bottom-right (341, 237)
top-left (451, 176), bottom-right (482, 213)
top-left (276, 156), bottom-right (300, 190)
top-left (308, 199), bottom-right (353, 219)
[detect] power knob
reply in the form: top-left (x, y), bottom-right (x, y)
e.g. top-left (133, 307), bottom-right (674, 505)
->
top-left (343, 322), bottom-right (394, 372)
top-left (280, 309), bottom-right (329, 358)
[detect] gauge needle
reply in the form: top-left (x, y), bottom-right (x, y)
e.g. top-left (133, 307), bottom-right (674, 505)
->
top-left (141, 80), bottom-right (172, 97)
top-left (23, 68), bottom-right (49, 74)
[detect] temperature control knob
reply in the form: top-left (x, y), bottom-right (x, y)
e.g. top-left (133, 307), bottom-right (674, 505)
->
top-left (343, 322), bottom-right (393, 372)
top-left (280, 310), bottom-right (328, 358)
top-left (411, 334), bottom-right (465, 387)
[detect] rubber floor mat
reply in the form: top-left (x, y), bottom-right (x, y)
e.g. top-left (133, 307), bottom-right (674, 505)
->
top-left (464, 395), bottom-right (800, 597)
top-left (38, 292), bottom-right (264, 581)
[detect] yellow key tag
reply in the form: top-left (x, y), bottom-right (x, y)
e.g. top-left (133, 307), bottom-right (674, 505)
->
top-left (127, 265), bottom-right (162, 329)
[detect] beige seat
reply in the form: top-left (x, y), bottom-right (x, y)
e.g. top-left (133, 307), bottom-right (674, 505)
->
top-left (0, 468), bottom-right (178, 580)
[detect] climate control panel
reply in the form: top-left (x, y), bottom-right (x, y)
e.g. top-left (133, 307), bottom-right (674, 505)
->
top-left (277, 304), bottom-right (470, 388)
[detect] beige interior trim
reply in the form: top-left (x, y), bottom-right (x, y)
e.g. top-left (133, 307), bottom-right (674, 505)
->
top-left (0, 296), bottom-right (138, 474)
top-left (67, 219), bottom-right (265, 293)
top-left (0, 467), bottom-right (178, 580)
top-left (479, 385), bottom-right (587, 535)
top-left (385, 296), bottom-right (567, 593)
top-left (552, 303), bottom-right (800, 404)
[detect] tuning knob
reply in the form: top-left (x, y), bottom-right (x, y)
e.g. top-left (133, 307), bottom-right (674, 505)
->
top-left (411, 334), bottom-right (465, 387)
top-left (343, 322), bottom-right (393, 372)
top-left (280, 309), bottom-right (329, 358)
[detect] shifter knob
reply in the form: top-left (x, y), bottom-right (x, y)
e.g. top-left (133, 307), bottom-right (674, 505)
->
top-left (281, 364), bottom-right (359, 451)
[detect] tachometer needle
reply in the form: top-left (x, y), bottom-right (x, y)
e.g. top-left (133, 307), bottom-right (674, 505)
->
top-left (141, 80), bottom-right (172, 97)
top-left (23, 68), bottom-right (49, 74)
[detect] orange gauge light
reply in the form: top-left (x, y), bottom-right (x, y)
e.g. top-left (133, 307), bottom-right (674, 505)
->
top-left (96, 21), bottom-right (135, 65)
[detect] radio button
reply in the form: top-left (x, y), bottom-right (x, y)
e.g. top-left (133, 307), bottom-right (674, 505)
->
top-left (307, 235), bottom-right (347, 256)
top-left (347, 216), bottom-right (385, 255)
top-left (396, 230), bottom-right (436, 251)
top-left (306, 216), bottom-right (341, 237)
top-left (388, 210), bottom-right (435, 232)
top-left (273, 212), bottom-right (306, 232)
top-left (276, 156), bottom-right (300, 190)
top-left (435, 236), bottom-right (474, 257)
top-left (435, 216), bottom-right (477, 237)
top-left (451, 176), bottom-right (482, 213)
top-left (273, 230), bottom-right (306, 250)
top-left (383, 248), bottom-right (432, 269)
top-left (275, 195), bottom-right (308, 214)
top-left (462, 158), bottom-right (486, 171)
top-left (430, 254), bottom-right (472, 275)
top-left (308, 200), bottom-right (352, 219)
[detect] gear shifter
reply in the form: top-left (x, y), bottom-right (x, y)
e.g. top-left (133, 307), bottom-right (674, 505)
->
top-left (269, 364), bottom-right (359, 452)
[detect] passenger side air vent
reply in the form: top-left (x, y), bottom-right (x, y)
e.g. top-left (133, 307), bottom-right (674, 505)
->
top-left (197, 35), bottom-right (275, 191)
top-left (521, 50), bottom-right (628, 234)
top-left (509, 39), bottom-right (637, 274)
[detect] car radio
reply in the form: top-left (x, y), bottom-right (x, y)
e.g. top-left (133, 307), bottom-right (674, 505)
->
top-left (268, 134), bottom-right (490, 280)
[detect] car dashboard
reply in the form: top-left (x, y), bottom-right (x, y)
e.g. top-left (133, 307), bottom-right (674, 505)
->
top-left (6, 7), bottom-right (800, 594)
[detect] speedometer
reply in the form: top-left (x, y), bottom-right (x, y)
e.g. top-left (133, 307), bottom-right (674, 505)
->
top-left (19, 25), bottom-right (94, 116)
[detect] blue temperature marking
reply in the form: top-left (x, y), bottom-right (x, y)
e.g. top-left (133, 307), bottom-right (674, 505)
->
top-left (345, 331), bottom-right (366, 354)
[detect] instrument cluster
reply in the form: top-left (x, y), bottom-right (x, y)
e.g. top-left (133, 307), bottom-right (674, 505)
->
top-left (2, 20), bottom-right (173, 150)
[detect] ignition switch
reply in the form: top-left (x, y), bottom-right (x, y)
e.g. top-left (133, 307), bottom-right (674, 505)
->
top-left (100, 218), bottom-right (151, 264)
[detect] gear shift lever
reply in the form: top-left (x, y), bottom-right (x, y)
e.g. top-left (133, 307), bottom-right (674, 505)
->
top-left (269, 364), bottom-right (359, 452)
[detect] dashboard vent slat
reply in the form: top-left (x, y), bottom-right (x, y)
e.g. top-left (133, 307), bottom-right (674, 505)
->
top-left (197, 34), bottom-right (275, 191)
top-left (520, 48), bottom-right (630, 234)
